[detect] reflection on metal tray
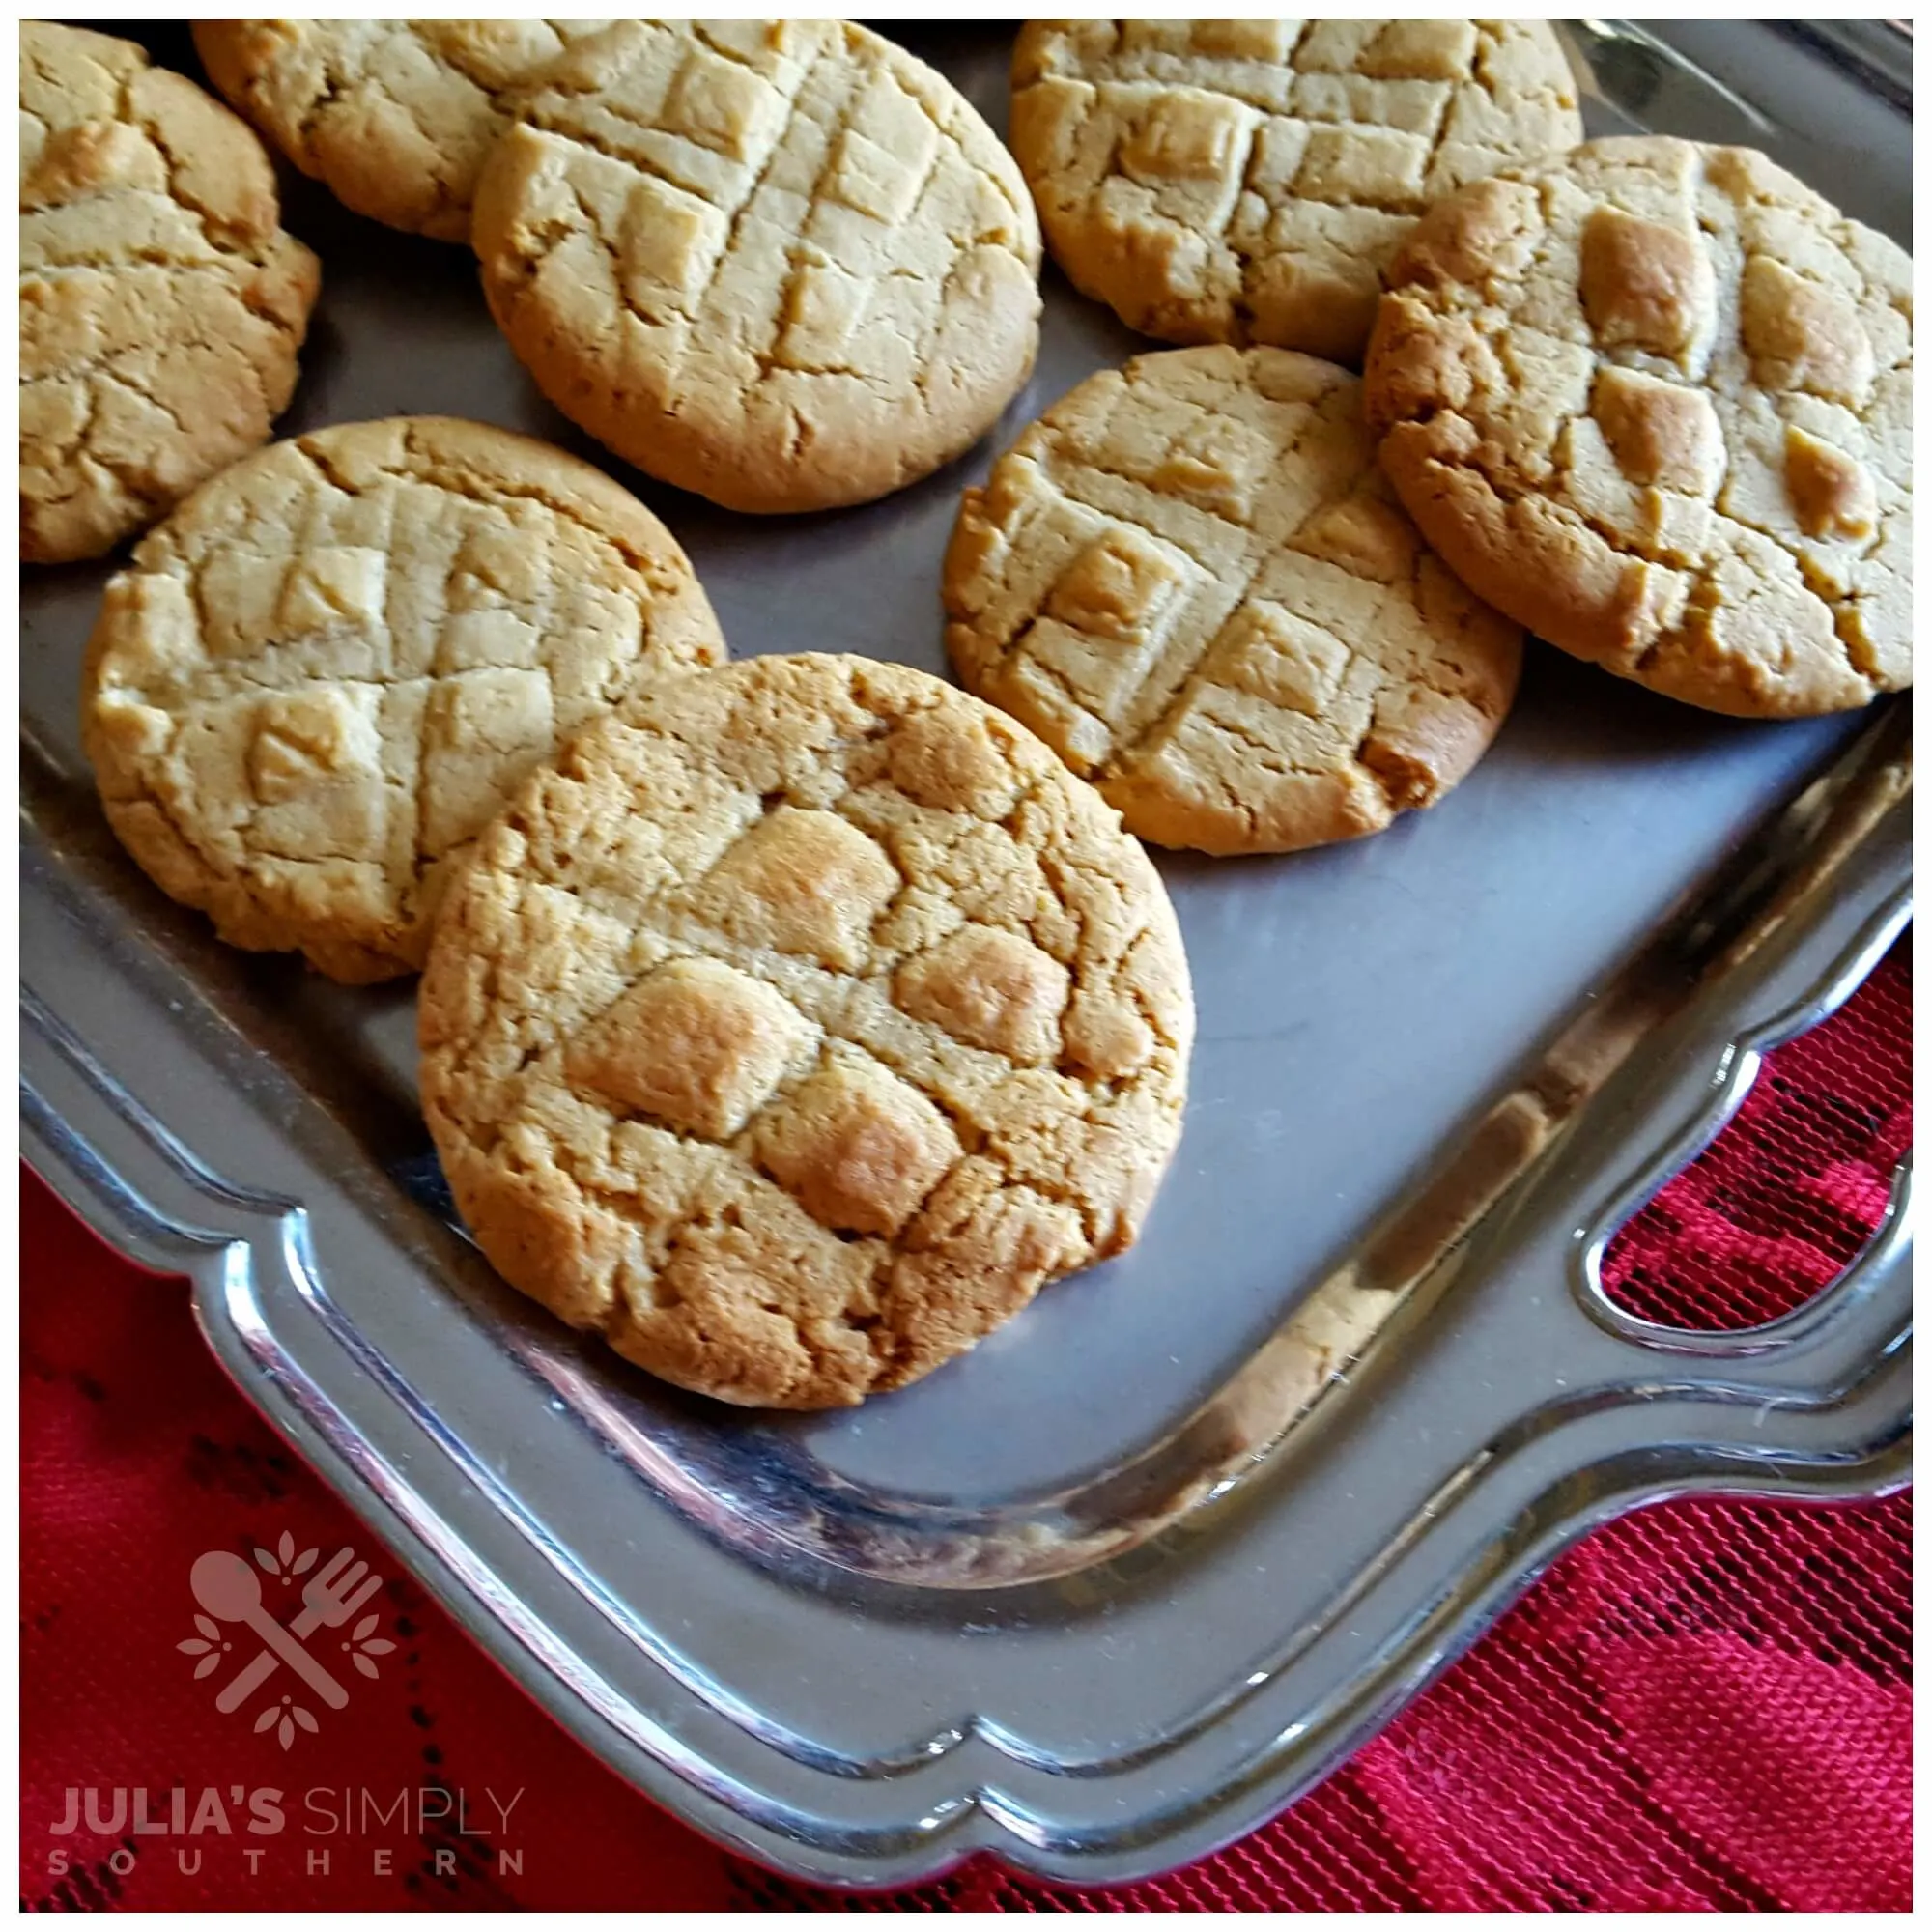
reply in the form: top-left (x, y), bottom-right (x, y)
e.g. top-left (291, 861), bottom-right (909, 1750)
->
top-left (19, 19), bottom-right (1912, 1889)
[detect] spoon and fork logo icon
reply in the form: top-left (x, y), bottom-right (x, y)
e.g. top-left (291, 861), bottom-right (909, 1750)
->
top-left (180, 1534), bottom-right (389, 1747)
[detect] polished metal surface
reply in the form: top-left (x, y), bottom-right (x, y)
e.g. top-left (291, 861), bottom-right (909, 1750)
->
top-left (20, 21), bottom-right (1913, 1888)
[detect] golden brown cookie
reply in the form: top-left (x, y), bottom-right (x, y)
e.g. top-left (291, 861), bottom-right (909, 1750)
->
top-left (192, 19), bottom-right (615, 242)
top-left (419, 652), bottom-right (1194, 1409)
top-left (20, 21), bottom-right (320, 564)
top-left (1010, 18), bottom-right (1580, 362)
top-left (81, 416), bottom-right (725, 983)
top-left (1365, 137), bottom-right (1913, 718)
top-left (471, 19), bottom-right (1043, 513)
top-left (944, 346), bottom-right (1523, 855)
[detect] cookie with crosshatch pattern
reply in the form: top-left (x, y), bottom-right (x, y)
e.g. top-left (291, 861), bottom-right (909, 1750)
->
top-left (944, 346), bottom-right (1523, 856)
top-left (192, 19), bottom-right (618, 242)
top-left (1009, 17), bottom-right (1580, 362)
top-left (1365, 136), bottom-right (1913, 717)
top-left (20, 21), bottom-right (320, 563)
top-left (469, 18), bottom-right (1043, 513)
top-left (80, 416), bottom-right (725, 983)
top-left (418, 653), bottom-right (1194, 1408)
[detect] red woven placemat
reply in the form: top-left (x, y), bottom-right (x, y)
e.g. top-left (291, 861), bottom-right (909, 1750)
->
top-left (19, 943), bottom-right (1910, 1911)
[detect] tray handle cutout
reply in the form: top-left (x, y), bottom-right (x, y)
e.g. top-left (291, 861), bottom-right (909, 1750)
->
top-left (1570, 898), bottom-right (1910, 1389)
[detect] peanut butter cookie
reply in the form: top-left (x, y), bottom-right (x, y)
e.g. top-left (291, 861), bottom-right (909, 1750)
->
top-left (20, 22), bottom-right (319, 564)
top-left (1366, 137), bottom-right (1913, 717)
top-left (471, 19), bottom-right (1043, 513)
top-left (193, 19), bottom-right (615, 242)
top-left (1011, 18), bottom-right (1580, 362)
top-left (82, 417), bottom-right (725, 983)
top-left (945, 346), bottom-right (1522, 855)
top-left (419, 653), bottom-right (1194, 1408)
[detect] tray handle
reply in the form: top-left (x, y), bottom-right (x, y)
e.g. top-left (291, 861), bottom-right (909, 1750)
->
top-left (1573, 910), bottom-right (1911, 1370)
top-left (1545, 872), bottom-right (1912, 1424)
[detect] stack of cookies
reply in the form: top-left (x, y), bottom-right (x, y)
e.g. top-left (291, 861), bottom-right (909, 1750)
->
top-left (198, 16), bottom-right (1049, 514)
top-left (25, 20), bottom-right (1912, 1411)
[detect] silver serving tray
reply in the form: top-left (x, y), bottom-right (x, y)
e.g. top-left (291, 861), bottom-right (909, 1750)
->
top-left (20, 20), bottom-right (1913, 1889)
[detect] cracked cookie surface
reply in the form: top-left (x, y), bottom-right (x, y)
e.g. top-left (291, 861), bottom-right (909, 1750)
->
top-left (944, 346), bottom-right (1523, 855)
top-left (193, 19), bottom-right (615, 242)
top-left (418, 652), bottom-right (1194, 1408)
top-left (81, 415), bottom-right (725, 983)
top-left (1365, 137), bottom-right (1914, 718)
top-left (20, 21), bottom-right (320, 563)
top-left (470, 19), bottom-right (1043, 513)
top-left (1011, 18), bottom-right (1579, 362)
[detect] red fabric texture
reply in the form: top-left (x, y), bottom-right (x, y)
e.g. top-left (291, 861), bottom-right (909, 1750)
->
top-left (19, 945), bottom-right (1911, 1911)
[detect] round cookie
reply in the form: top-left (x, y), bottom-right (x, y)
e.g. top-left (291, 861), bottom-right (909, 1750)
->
top-left (1365, 137), bottom-right (1913, 718)
top-left (1010, 18), bottom-right (1581, 362)
top-left (470, 19), bottom-right (1043, 514)
top-left (82, 416), bottom-right (725, 984)
top-left (419, 653), bottom-right (1194, 1409)
top-left (192, 19), bottom-right (615, 242)
top-left (20, 22), bottom-right (320, 564)
top-left (945, 346), bottom-right (1523, 856)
